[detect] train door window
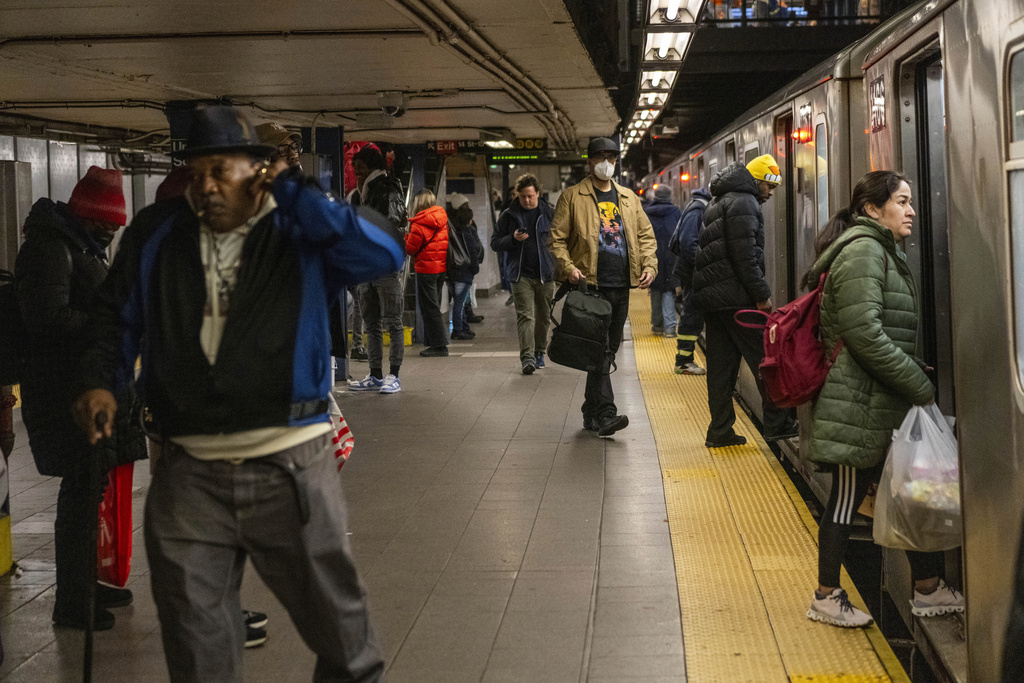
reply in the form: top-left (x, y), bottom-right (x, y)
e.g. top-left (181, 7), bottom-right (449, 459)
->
top-left (1008, 49), bottom-right (1024, 388)
top-left (743, 142), bottom-right (760, 165)
top-left (698, 156), bottom-right (706, 188)
top-left (815, 122), bottom-right (828, 229)
top-left (725, 139), bottom-right (737, 164)
top-left (708, 159), bottom-right (719, 181)
top-left (899, 44), bottom-right (955, 414)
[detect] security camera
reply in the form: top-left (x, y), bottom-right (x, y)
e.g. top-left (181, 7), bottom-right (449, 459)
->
top-left (377, 91), bottom-right (407, 118)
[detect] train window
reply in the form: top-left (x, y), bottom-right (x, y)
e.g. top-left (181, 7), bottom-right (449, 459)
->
top-left (725, 140), bottom-right (737, 164)
top-left (1012, 50), bottom-right (1024, 143)
top-left (1011, 172), bottom-right (1024, 389)
top-left (743, 143), bottom-right (760, 165)
top-left (815, 123), bottom-right (828, 229)
top-left (709, 159), bottom-right (719, 180)
top-left (698, 157), bottom-right (706, 187)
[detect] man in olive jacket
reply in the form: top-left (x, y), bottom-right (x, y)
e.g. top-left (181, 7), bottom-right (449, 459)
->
top-left (691, 155), bottom-right (796, 447)
top-left (549, 137), bottom-right (658, 437)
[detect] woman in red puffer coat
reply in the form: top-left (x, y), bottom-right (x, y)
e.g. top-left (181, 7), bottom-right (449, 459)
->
top-left (406, 190), bottom-right (450, 356)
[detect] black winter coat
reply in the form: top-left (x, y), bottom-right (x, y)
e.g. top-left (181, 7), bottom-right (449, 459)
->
top-left (352, 174), bottom-right (407, 232)
top-left (15, 199), bottom-right (146, 477)
top-left (672, 188), bottom-right (711, 290)
top-left (490, 200), bottom-right (556, 283)
top-left (691, 163), bottom-right (771, 311)
top-left (643, 198), bottom-right (682, 291)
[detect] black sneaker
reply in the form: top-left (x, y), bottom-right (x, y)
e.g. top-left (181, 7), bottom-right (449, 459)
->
top-left (598, 414), bottom-right (629, 437)
top-left (350, 347), bottom-right (368, 362)
top-left (451, 330), bottom-right (475, 340)
top-left (419, 346), bottom-right (449, 357)
top-left (466, 314), bottom-right (485, 323)
top-left (245, 625), bottom-right (268, 648)
top-left (96, 584), bottom-right (133, 608)
top-left (522, 362), bottom-right (536, 375)
top-left (583, 417), bottom-right (599, 432)
top-left (764, 421), bottom-right (799, 442)
top-left (53, 606), bottom-right (115, 631)
top-left (705, 433), bottom-right (747, 448)
top-left (243, 609), bottom-right (268, 629)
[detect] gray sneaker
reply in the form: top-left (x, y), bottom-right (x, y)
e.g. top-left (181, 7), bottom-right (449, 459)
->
top-left (675, 362), bottom-right (706, 375)
top-left (910, 580), bottom-right (964, 617)
top-left (807, 588), bottom-right (873, 628)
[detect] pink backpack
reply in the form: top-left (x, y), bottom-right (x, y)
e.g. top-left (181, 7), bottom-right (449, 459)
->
top-left (735, 272), bottom-right (841, 408)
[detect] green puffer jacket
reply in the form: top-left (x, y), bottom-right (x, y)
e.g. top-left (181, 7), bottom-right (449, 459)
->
top-left (805, 217), bottom-right (935, 469)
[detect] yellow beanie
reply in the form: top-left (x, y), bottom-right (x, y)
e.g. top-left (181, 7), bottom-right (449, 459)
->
top-left (746, 154), bottom-right (782, 185)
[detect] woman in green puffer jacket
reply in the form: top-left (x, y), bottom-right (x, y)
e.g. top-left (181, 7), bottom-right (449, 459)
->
top-left (802, 171), bottom-right (962, 629)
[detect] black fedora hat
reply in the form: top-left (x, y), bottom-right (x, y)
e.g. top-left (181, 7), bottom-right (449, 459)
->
top-left (175, 106), bottom-right (275, 160)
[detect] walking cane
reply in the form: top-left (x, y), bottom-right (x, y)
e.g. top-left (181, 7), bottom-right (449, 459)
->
top-left (83, 411), bottom-right (107, 683)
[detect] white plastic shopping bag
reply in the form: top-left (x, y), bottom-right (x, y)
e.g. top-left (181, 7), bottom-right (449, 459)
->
top-left (873, 404), bottom-right (961, 552)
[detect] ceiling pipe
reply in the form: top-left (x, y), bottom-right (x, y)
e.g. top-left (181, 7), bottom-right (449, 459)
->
top-left (0, 28), bottom-right (424, 52)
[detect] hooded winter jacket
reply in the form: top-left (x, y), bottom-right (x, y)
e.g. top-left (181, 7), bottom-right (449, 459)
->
top-left (643, 198), bottom-right (682, 291)
top-left (805, 217), bottom-right (935, 469)
top-left (15, 198), bottom-right (146, 476)
top-left (672, 188), bottom-right (712, 289)
top-left (406, 205), bottom-right (449, 274)
top-left (351, 172), bottom-right (407, 232)
top-left (691, 163), bottom-right (771, 311)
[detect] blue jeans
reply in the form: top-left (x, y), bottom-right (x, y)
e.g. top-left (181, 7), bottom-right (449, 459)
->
top-left (452, 280), bottom-right (472, 332)
top-left (649, 288), bottom-right (677, 333)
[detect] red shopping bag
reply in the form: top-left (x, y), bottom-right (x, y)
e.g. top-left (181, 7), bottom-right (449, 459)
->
top-left (96, 463), bottom-right (133, 587)
top-left (333, 413), bottom-right (354, 471)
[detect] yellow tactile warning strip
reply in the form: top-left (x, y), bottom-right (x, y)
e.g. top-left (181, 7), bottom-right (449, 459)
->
top-left (628, 291), bottom-right (907, 683)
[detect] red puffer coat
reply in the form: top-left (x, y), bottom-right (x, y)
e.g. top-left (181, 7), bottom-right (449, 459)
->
top-left (406, 205), bottom-right (449, 274)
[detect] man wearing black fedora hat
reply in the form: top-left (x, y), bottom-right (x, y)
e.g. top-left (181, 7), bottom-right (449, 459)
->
top-left (73, 105), bottom-right (402, 682)
top-left (549, 137), bottom-right (658, 437)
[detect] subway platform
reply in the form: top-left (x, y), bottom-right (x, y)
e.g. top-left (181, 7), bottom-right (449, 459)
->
top-left (0, 291), bottom-right (905, 682)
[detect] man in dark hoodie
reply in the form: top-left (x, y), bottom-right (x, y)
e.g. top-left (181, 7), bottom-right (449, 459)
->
top-left (691, 155), bottom-right (797, 447)
top-left (15, 166), bottom-right (147, 630)
top-left (643, 185), bottom-right (682, 337)
top-left (671, 186), bottom-right (711, 375)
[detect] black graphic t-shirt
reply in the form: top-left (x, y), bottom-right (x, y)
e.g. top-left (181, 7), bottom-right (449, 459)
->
top-left (595, 186), bottom-right (628, 288)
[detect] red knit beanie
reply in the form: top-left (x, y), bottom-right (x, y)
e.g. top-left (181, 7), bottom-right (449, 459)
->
top-left (68, 166), bottom-right (127, 226)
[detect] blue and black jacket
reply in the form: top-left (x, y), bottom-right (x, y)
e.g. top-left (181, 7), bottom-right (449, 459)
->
top-left (491, 199), bottom-right (555, 283)
top-left (79, 169), bottom-right (405, 438)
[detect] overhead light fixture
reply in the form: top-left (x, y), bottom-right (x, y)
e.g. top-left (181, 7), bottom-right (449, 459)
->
top-left (640, 70), bottom-right (677, 91)
top-left (483, 140), bottom-right (514, 149)
top-left (639, 92), bottom-right (669, 107)
top-left (643, 32), bottom-right (690, 63)
top-left (648, 0), bottom-right (703, 25)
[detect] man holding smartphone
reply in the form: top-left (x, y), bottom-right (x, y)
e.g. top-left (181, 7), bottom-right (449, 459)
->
top-left (72, 106), bottom-right (402, 682)
top-left (491, 174), bottom-right (556, 374)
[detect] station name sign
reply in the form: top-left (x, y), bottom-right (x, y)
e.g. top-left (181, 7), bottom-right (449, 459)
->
top-left (429, 140), bottom-right (490, 155)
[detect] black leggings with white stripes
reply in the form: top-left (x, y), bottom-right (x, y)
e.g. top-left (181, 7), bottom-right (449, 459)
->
top-left (818, 462), bottom-right (944, 587)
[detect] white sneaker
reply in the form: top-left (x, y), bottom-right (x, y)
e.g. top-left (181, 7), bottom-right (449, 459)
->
top-left (910, 580), bottom-right (964, 617)
top-left (379, 374), bottom-right (401, 394)
top-left (348, 374), bottom-right (383, 392)
top-left (807, 588), bottom-right (874, 628)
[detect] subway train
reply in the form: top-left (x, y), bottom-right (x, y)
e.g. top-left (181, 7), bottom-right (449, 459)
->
top-left (639, 0), bottom-right (1021, 679)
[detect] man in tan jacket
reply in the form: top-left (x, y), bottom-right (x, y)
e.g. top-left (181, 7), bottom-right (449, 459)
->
top-left (548, 137), bottom-right (658, 436)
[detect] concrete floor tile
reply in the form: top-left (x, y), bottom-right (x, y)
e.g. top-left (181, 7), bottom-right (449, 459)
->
top-left (483, 647), bottom-right (584, 682)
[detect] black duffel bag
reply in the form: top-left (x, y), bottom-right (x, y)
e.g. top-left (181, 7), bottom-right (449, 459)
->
top-left (547, 281), bottom-right (614, 374)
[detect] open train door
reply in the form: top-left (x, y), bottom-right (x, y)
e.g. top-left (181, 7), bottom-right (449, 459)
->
top-left (774, 113), bottom-right (798, 304)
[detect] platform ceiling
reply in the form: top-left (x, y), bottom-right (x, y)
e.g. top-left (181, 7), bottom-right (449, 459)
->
top-left (0, 0), bottom-right (619, 149)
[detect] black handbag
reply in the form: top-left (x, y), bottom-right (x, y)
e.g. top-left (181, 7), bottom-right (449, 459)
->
top-left (547, 281), bottom-right (615, 374)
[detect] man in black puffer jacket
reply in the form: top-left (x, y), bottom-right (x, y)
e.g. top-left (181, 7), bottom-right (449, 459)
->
top-left (15, 166), bottom-right (146, 630)
top-left (691, 155), bottom-right (796, 447)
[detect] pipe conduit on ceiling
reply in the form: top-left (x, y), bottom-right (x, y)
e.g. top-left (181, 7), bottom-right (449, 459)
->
top-left (382, 0), bottom-right (577, 150)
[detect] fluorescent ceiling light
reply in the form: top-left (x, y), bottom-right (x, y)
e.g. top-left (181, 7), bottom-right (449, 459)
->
top-left (643, 32), bottom-right (690, 63)
top-left (639, 92), bottom-right (669, 107)
top-left (640, 70), bottom-right (677, 91)
top-left (649, 0), bottom-right (702, 25)
top-left (483, 140), bottom-right (514, 149)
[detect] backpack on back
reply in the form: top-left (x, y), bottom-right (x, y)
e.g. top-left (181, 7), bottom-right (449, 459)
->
top-left (735, 273), bottom-right (838, 408)
top-left (0, 269), bottom-right (26, 386)
top-left (668, 196), bottom-right (709, 257)
top-left (733, 237), bottom-right (886, 408)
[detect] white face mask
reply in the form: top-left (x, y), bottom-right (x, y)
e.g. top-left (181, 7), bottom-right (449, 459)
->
top-left (593, 160), bottom-right (615, 181)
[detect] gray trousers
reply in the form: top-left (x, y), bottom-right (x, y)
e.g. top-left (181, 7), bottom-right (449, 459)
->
top-left (146, 436), bottom-right (384, 683)
top-left (360, 271), bottom-right (405, 374)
